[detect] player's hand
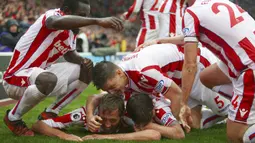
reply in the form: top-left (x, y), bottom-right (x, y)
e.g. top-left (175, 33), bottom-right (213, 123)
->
top-left (134, 40), bottom-right (159, 52)
top-left (86, 115), bottom-right (102, 132)
top-left (79, 58), bottom-right (93, 84)
top-left (179, 104), bottom-right (192, 133)
top-left (98, 17), bottom-right (124, 31)
top-left (60, 134), bottom-right (83, 142)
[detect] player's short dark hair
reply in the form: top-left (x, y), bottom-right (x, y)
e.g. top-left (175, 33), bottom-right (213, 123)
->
top-left (61, 0), bottom-right (90, 12)
top-left (92, 61), bottom-right (119, 90)
top-left (99, 93), bottom-right (125, 116)
top-left (126, 94), bottom-right (153, 127)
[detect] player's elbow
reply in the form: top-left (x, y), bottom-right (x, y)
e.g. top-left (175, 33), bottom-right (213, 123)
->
top-left (174, 127), bottom-right (185, 139)
top-left (165, 125), bottom-right (185, 139)
top-left (147, 130), bottom-right (161, 140)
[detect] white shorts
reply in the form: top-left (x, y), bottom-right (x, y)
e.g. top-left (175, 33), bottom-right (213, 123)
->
top-left (3, 62), bottom-right (80, 99)
top-left (217, 61), bottom-right (255, 125)
top-left (188, 65), bottom-right (230, 116)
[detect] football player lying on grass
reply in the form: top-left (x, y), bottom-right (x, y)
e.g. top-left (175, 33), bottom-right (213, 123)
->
top-left (83, 93), bottom-right (185, 140)
top-left (32, 93), bottom-right (161, 142)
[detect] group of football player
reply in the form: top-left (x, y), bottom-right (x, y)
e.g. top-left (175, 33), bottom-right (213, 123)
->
top-left (2, 0), bottom-right (255, 142)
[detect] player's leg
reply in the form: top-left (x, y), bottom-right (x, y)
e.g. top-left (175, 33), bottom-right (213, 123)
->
top-left (200, 63), bottom-right (232, 89)
top-left (189, 105), bottom-right (227, 129)
top-left (227, 69), bottom-right (255, 142)
top-left (3, 68), bottom-right (57, 136)
top-left (41, 62), bottom-right (89, 117)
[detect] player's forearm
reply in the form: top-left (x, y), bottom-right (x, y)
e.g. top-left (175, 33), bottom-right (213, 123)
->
top-left (64, 51), bottom-right (84, 65)
top-left (46, 15), bottom-right (100, 30)
top-left (145, 123), bottom-right (185, 139)
top-left (181, 43), bottom-right (198, 104)
top-left (96, 130), bottom-right (161, 141)
top-left (157, 35), bottom-right (185, 45)
top-left (164, 82), bottom-right (182, 119)
top-left (32, 121), bottom-right (68, 138)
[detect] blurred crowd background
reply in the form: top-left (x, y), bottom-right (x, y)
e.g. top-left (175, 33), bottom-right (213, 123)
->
top-left (0, 0), bottom-right (254, 52)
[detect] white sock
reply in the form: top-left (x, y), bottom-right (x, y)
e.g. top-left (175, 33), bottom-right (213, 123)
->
top-left (8, 85), bottom-right (46, 121)
top-left (46, 80), bottom-right (88, 114)
top-left (212, 84), bottom-right (233, 100)
top-left (243, 124), bottom-right (255, 143)
top-left (200, 108), bottom-right (226, 129)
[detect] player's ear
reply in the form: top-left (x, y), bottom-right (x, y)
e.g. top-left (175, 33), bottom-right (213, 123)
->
top-left (62, 6), bottom-right (72, 15)
top-left (116, 69), bottom-right (121, 75)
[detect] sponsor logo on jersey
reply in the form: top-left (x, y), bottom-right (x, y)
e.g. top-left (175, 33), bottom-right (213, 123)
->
top-left (140, 75), bottom-right (148, 82)
top-left (154, 80), bottom-right (164, 93)
top-left (71, 112), bottom-right (82, 122)
top-left (54, 40), bottom-right (69, 54)
top-left (183, 28), bottom-right (190, 36)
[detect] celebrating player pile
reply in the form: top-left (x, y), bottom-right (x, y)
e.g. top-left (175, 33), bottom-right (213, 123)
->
top-left (2, 0), bottom-right (255, 143)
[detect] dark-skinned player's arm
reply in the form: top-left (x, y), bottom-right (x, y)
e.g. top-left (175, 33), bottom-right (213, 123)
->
top-left (64, 51), bottom-right (93, 84)
top-left (46, 15), bottom-right (123, 31)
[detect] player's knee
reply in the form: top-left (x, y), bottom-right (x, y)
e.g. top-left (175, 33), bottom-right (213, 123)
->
top-left (35, 72), bottom-right (57, 95)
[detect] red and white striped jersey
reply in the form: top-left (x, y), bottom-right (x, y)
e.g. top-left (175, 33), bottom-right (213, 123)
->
top-left (125, 0), bottom-right (163, 19)
top-left (158, 0), bottom-right (187, 36)
top-left (119, 44), bottom-right (215, 97)
top-left (159, 0), bottom-right (187, 15)
top-left (4, 9), bottom-right (76, 86)
top-left (182, 0), bottom-right (255, 78)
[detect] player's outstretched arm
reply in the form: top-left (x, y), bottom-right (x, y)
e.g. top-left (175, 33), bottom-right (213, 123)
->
top-left (46, 15), bottom-right (123, 31)
top-left (180, 42), bottom-right (199, 133)
top-left (32, 121), bottom-right (82, 142)
top-left (135, 35), bottom-right (185, 51)
top-left (143, 122), bottom-right (185, 139)
top-left (82, 129), bottom-right (161, 141)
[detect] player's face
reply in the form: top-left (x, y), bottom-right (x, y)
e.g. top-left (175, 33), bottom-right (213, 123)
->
top-left (99, 109), bottom-right (121, 133)
top-left (74, 2), bottom-right (90, 17)
top-left (103, 69), bottom-right (128, 94)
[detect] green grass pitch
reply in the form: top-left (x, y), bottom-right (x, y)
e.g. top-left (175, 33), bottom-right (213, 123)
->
top-left (0, 84), bottom-right (227, 143)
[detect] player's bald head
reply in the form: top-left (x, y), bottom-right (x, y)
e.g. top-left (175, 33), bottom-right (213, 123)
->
top-left (61, 0), bottom-right (90, 16)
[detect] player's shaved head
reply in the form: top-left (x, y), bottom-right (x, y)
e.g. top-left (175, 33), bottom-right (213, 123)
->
top-left (61, 0), bottom-right (90, 14)
top-left (126, 94), bottom-right (154, 128)
top-left (92, 61), bottom-right (119, 90)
